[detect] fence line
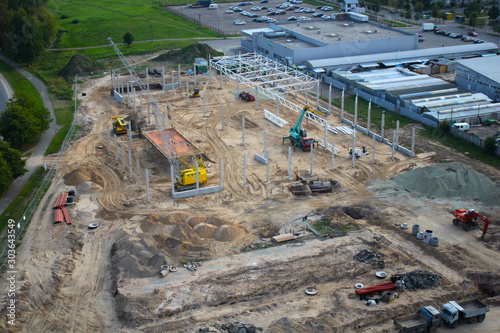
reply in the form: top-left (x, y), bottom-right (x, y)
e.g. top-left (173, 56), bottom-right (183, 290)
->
top-left (0, 75), bottom-right (79, 271)
top-left (449, 127), bottom-right (500, 156)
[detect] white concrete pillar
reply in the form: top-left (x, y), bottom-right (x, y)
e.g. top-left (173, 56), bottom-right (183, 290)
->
top-left (411, 127), bottom-right (416, 157)
top-left (367, 100), bottom-right (372, 133)
top-left (341, 89), bottom-right (345, 121)
top-left (328, 85), bottom-right (332, 114)
top-left (137, 159), bottom-right (141, 192)
top-left (331, 140), bottom-right (335, 172)
top-left (146, 168), bottom-right (150, 202)
top-left (121, 142), bottom-right (126, 172)
top-left (107, 125), bottom-right (111, 156)
top-left (381, 112), bottom-right (385, 141)
top-left (114, 134), bottom-right (118, 165)
top-left (309, 143), bottom-right (313, 175)
top-left (372, 135), bottom-right (376, 165)
top-left (242, 116), bottom-right (245, 146)
top-left (128, 148), bottom-right (133, 181)
top-left (287, 146), bottom-right (293, 180)
top-left (221, 104), bottom-right (224, 130)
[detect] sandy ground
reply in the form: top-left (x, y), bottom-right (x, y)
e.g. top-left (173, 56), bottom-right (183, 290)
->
top-left (1, 69), bottom-right (500, 333)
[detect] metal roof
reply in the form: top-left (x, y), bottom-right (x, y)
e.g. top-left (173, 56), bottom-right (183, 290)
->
top-left (304, 43), bottom-right (498, 69)
top-left (455, 55), bottom-right (500, 84)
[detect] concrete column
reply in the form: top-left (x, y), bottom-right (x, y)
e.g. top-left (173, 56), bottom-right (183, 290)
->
top-left (341, 89), bottom-right (345, 121)
top-left (114, 134), bottom-right (118, 165)
top-left (121, 76), bottom-right (124, 95)
top-left (187, 82), bottom-right (190, 106)
top-left (209, 54), bottom-right (212, 84)
top-left (203, 91), bottom-right (206, 117)
top-left (220, 68), bottom-right (223, 89)
top-left (171, 71), bottom-right (175, 95)
top-left (309, 143), bottom-right (313, 175)
top-left (153, 104), bottom-right (158, 127)
top-left (324, 122), bottom-right (328, 151)
top-left (221, 104), bottom-right (224, 130)
top-left (170, 167), bottom-right (175, 196)
top-left (127, 81), bottom-right (130, 107)
top-left (162, 66), bottom-right (165, 90)
top-left (392, 131), bottom-right (396, 162)
top-left (328, 85), bottom-right (332, 114)
top-left (367, 100), bottom-right (372, 133)
top-left (381, 112), bottom-right (385, 141)
top-left (372, 135), bottom-right (376, 165)
top-left (263, 131), bottom-right (267, 154)
top-left (395, 120), bottom-right (400, 147)
top-left (305, 90), bottom-right (308, 105)
top-left (178, 64), bottom-right (181, 86)
top-left (162, 111), bottom-right (166, 130)
top-left (133, 88), bottom-right (136, 113)
top-left (147, 97), bottom-right (150, 124)
top-left (113, 71), bottom-right (116, 91)
top-left (276, 96), bottom-right (280, 117)
top-left (194, 64), bottom-right (197, 86)
top-left (351, 132), bottom-right (356, 169)
top-left (242, 116), bottom-right (245, 146)
top-left (137, 159), bottom-right (141, 192)
top-left (287, 146), bottom-right (292, 180)
top-left (195, 160), bottom-right (199, 190)
top-left (354, 95), bottom-right (358, 130)
top-left (128, 148), bottom-right (133, 181)
top-left (411, 127), bottom-right (415, 157)
top-left (243, 154), bottom-right (247, 187)
top-left (146, 168), bottom-right (150, 202)
top-left (128, 122), bottom-right (133, 153)
top-left (121, 142), bottom-right (126, 173)
top-left (237, 76), bottom-right (240, 95)
top-left (146, 68), bottom-right (150, 93)
top-left (107, 125), bottom-right (111, 156)
top-left (331, 140), bottom-right (335, 172)
top-left (316, 82), bottom-right (320, 109)
top-left (140, 92), bottom-right (143, 118)
top-left (265, 150), bottom-right (269, 183)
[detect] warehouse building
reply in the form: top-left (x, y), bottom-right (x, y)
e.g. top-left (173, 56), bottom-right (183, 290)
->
top-left (331, 67), bottom-right (500, 126)
top-left (240, 18), bottom-right (417, 66)
top-left (455, 55), bottom-right (500, 102)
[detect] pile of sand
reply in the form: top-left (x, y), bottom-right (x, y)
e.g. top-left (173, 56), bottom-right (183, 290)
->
top-left (64, 167), bottom-right (98, 186)
top-left (391, 163), bottom-right (500, 206)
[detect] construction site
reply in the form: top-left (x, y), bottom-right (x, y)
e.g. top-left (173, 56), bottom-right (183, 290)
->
top-left (1, 43), bottom-right (500, 333)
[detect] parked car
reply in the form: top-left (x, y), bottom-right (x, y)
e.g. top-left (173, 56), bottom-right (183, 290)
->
top-left (462, 36), bottom-right (474, 42)
top-left (253, 17), bottom-right (265, 22)
top-left (418, 37), bottom-right (425, 42)
top-left (226, 10), bottom-right (234, 14)
top-left (234, 19), bottom-right (246, 25)
top-left (233, 7), bottom-right (243, 12)
top-left (249, 13), bottom-right (259, 17)
top-left (303, 8), bottom-right (315, 13)
top-left (298, 16), bottom-right (311, 20)
top-left (474, 39), bottom-right (485, 43)
top-left (251, 6), bottom-right (261, 11)
top-left (389, 9), bottom-right (396, 13)
top-left (259, 0), bottom-right (268, 3)
top-left (287, 16), bottom-right (298, 21)
top-left (468, 31), bottom-right (478, 36)
top-left (313, 13), bottom-right (324, 17)
top-left (321, 6), bottom-right (333, 11)
top-left (454, 34), bottom-right (463, 38)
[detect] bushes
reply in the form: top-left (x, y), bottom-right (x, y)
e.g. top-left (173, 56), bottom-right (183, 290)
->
top-left (484, 136), bottom-right (498, 155)
top-left (61, 14), bottom-right (69, 19)
top-left (72, 19), bottom-right (80, 24)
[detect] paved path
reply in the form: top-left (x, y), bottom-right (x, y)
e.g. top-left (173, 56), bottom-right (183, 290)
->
top-left (0, 55), bottom-right (58, 215)
top-left (0, 71), bottom-right (13, 112)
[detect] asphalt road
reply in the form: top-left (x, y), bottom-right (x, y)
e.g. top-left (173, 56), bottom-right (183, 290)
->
top-left (0, 71), bottom-right (12, 113)
top-left (0, 55), bottom-right (57, 216)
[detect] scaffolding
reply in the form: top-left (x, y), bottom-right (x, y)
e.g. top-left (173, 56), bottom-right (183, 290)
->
top-left (211, 53), bottom-right (318, 115)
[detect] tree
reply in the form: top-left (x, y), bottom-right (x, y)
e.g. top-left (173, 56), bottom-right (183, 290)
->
top-left (438, 119), bottom-right (451, 134)
top-left (360, 0), bottom-right (366, 7)
top-left (414, 12), bottom-right (421, 21)
top-left (432, 4), bottom-right (439, 19)
top-left (440, 11), bottom-right (448, 22)
top-left (405, 9), bottom-right (412, 19)
top-left (0, 92), bottom-right (52, 148)
top-left (0, 139), bottom-right (27, 194)
top-left (464, 0), bottom-right (480, 19)
top-left (484, 136), bottom-right (498, 155)
top-left (469, 11), bottom-right (479, 29)
top-left (371, 0), bottom-right (381, 12)
top-left (488, 5), bottom-right (499, 21)
top-left (123, 32), bottom-right (134, 47)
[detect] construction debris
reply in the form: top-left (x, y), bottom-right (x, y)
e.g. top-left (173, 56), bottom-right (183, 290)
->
top-left (219, 322), bottom-right (262, 333)
top-left (391, 270), bottom-right (444, 291)
top-left (184, 262), bottom-right (201, 271)
top-left (354, 249), bottom-right (383, 263)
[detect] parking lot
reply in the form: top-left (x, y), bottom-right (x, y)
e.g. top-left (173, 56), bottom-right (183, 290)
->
top-left (168, 0), bottom-right (337, 34)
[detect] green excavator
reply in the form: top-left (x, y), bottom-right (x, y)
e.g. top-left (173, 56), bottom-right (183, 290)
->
top-left (283, 105), bottom-right (317, 151)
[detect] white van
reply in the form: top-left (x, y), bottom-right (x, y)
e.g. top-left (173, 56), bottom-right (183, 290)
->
top-left (452, 122), bottom-right (470, 132)
top-left (208, 4), bottom-right (218, 9)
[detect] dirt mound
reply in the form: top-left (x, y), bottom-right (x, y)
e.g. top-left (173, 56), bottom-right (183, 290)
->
top-left (391, 163), bottom-right (500, 205)
top-left (60, 54), bottom-right (105, 81)
top-left (213, 225), bottom-right (244, 242)
top-left (193, 223), bottom-right (218, 238)
top-left (64, 167), bottom-right (98, 186)
top-left (153, 43), bottom-right (223, 64)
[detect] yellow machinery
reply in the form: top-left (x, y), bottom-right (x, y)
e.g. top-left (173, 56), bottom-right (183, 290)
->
top-left (176, 156), bottom-right (207, 190)
top-left (189, 87), bottom-right (201, 98)
top-left (112, 116), bottom-right (128, 134)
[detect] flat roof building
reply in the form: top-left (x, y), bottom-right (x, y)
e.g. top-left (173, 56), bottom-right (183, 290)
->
top-left (455, 55), bottom-right (500, 102)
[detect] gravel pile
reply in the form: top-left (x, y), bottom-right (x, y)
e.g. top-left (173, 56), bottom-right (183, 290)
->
top-left (354, 249), bottom-right (382, 263)
top-left (391, 163), bottom-right (500, 206)
top-left (220, 322), bottom-right (261, 333)
top-left (391, 270), bottom-right (444, 291)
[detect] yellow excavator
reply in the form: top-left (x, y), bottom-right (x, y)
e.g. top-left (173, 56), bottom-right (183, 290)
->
top-left (176, 156), bottom-right (207, 190)
top-left (189, 87), bottom-right (201, 98)
top-left (112, 116), bottom-right (128, 134)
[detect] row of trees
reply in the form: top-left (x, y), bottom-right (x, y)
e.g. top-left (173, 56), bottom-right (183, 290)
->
top-left (0, 91), bottom-right (51, 194)
top-left (0, 0), bottom-right (57, 64)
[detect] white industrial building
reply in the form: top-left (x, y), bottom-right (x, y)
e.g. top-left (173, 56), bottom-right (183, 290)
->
top-left (331, 67), bottom-right (500, 126)
top-left (455, 55), bottom-right (500, 102)
top-left (241, 18), bottom-right (417, 67)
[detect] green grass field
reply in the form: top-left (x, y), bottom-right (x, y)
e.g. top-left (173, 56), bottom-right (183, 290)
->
top-left (49, 0), bottom-right (222, 48)
top-left (0, 60), bottom-right (45, 110)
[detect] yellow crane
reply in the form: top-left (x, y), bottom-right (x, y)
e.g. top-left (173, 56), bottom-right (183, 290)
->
top-left (176, 156), bottom-right (207, 190)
